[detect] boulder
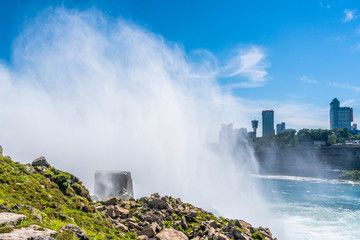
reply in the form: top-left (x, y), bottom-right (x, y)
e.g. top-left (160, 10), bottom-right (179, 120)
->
top-left (156, 229), bottom-right (189, 240)
top-left (148, 198), bottom-right (171, 210)
top-left (106, 206), bottom-right (121, 219)
top-left (59, 224), bottom-right (89, 240)
top-left (103, 196), bottom-right (120, 206)
top-left (115, 223), bottom-right (128, 232)
top-left (207, 220), bottom-right (218, 229)
top-left (233, 228), bottom-right (251, 240)
top-left (0, 212), bottom-right (26, 226)
top-left (0, 225), bottom-right (57, 240)
top-left (32, 157), bottom-right (50, 168)
top-left (128, 221), bottom-right (142, 230)
top-left (137, 226), bottom-right (156, 238)
top-left (115, 205), bottom-right (130, 219)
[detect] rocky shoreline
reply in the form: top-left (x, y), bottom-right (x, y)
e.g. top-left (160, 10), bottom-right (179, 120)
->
top-left (0, 146), bottom-right (276, 240)
top-left (96, 193), bottom-right (274, 240)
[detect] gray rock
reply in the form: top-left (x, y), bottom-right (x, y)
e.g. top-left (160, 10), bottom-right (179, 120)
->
top-left (0, 145), bottom-right (2, 157)
top-left (106, 206), bottom-right (121, 219)
top-left (217, 233), bottom-right (229, 240)
top-left (233, 228), bottom-right (251, 240)
top-left (95, 205), bottom-right (107, 211)
top-left (137, 226), bottom-right (156, 238)
top-left (32, 157), bottom-right (50, 168)
top-left (94, 171), bottom-right (134, 200)
top-left (31, 237), bottom-right (56, 240)
top-left (207, 220), bottom-right (218, 229)
top-left (0, 225), bottom-right (57, 240)
top-left (0, 212), bottom-right (26, 226)
top-left (156, 229), bottom-right (189, 240)
top-left (103, 196), bottom-right (120, 206)
top-left (115, 205), bottom-right (130, 219)
top-left (138, 236), bottom-right (149, 240)
top-left (115, 223), bottom-right (129, 232)
top-left (148, 198), bottom-right (171, 210)
top-left (59, 224), bottom-right (89, 240)
top-left (128, 221), bottom-right (142, 231)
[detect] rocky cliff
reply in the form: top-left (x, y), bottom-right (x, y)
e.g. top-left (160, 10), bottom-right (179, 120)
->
top-left (0, 146), bottom-right (276, 240)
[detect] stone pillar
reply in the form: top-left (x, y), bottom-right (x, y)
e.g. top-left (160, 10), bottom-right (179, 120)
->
top-left (94, 171), bottom-right (134, 200)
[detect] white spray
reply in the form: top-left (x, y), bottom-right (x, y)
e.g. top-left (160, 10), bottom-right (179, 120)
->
top-left (0, 8), bottom-right (279, 234)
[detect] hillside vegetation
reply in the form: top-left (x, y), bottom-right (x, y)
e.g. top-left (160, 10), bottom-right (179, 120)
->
top-left (0, 148), bottom-right (275, 240)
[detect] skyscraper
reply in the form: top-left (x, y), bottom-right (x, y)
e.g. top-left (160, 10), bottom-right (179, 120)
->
top-left (330, 98), bottom-right (353, 130)
top-left (262, 110), bottom-right (275, 136)
top-left (276, 122), bottom-right (286, 134)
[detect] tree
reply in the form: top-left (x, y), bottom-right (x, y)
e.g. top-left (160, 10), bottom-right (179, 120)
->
top-left (327, 134), bottom-right (337, 145)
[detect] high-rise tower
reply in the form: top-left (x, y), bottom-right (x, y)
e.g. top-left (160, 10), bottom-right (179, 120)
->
top-left (262, 110), bottom-right (275, 136)
top-left (330, 98), bottom-right (353, 130)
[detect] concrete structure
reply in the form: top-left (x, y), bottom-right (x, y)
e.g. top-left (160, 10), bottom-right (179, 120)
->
top-left (262, 110), bottom-right (275, 136)
top-left (276, 122), bottom-right (286, 135)
top-left (94, 171), bottom-right (134, 200)
top-left (330, 98), bottom-right (353, 130)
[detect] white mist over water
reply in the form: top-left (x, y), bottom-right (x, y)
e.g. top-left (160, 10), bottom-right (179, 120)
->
top-left (0, 8), bottom-right (279, 235)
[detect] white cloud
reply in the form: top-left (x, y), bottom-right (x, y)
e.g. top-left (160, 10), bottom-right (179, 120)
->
top-left (299, 75), bottom-right (318, 84)
top-left (344, 9), bottom-right (357, 22)
top-left (329, 82), bottom-right (360, 92)
top-left (219, 47), bottom-right (269, 88)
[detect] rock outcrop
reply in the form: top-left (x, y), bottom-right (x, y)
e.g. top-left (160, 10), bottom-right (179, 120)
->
top-left (32, 156), bottom-right (50, 168)
top-left (0, 146), bottom-right (276, 240)
top-left (0, 213), bottom-right (57, 239)
top-left (95, 193), bottom-right (276, 240)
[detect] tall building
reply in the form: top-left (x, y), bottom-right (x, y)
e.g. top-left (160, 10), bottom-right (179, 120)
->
top-left (276, 122), bottom-right (286, 134)
top-left (262, 110), bottom-right (275, 136)
top-left (330, 98), bottom-right (353, 130)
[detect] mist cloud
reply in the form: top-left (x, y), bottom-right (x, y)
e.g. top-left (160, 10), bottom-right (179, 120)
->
top-left (0, 7), bottom-right (278, 230)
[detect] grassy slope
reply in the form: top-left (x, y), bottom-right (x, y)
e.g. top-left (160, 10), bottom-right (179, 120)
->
top-left (0, 155), bottom-right (137, 239)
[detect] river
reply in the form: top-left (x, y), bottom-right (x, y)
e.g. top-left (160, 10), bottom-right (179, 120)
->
top-left (259, 175), bottom-right (360, 240)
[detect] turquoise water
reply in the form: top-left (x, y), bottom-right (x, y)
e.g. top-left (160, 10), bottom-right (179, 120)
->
top-left (260, 175), bottom-right (360, 240)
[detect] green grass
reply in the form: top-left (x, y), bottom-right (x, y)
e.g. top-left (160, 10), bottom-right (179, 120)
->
top-left (0, 155), bottom-right (138, 240)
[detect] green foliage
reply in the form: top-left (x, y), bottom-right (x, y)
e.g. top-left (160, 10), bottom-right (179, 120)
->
top-left (0, 155), bottom-right (137, 240)
top-left (339, 170), bottom-right (360, 181)
top-left (252, 231), bottom-right (265, 240)
top-left (0, 225), bottom-right (13, 233)
top-left (327, 134), bottom-right (337, 145)
top-left (253, 127), bottom-right (359, 151)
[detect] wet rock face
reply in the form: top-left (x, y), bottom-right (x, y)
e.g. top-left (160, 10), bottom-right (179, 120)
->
top-left (94, 171), bottom-right (134, 200)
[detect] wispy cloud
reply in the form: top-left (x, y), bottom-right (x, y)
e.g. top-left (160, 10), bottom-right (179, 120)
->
top-left (351, 42), bottom-right (360, 52)
top-left (344, 9), bottom-right (357, 22)
top-left (329, 82), bottom-right (360, 92)
top-left (219, 47), bottom-right (269, 88)
top-left (299, 75), bottom-right (318, 84)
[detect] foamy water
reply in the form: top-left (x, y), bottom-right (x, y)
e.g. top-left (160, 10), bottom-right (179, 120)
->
top-left (260, 175), bottom-right (360, 239)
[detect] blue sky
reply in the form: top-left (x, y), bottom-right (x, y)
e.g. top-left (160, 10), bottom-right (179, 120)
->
top-left (1, 0), bottom-right (360, 130)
